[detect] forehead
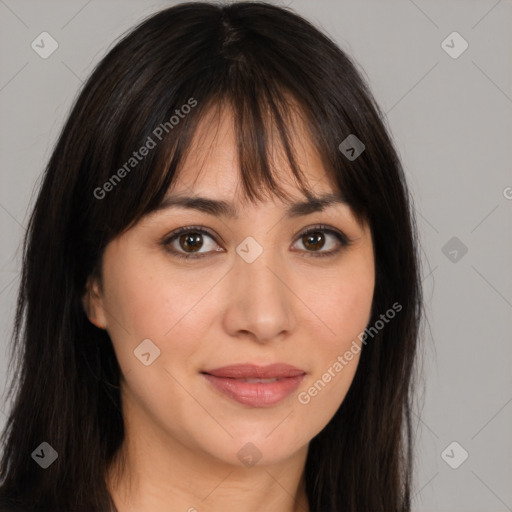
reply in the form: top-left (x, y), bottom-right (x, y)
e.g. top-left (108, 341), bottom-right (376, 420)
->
top-left (168, 101), bottom-right (338, 204)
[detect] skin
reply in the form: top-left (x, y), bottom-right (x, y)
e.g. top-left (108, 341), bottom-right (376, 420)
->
top-left (83, 105), bottom-right (375, 512)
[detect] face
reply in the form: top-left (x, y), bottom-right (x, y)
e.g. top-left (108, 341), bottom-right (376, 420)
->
top-left (84, 105), bottom-right (375, 470)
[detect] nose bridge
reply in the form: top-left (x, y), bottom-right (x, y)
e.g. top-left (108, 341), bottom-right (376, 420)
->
top-left (223, 241), bottom-right (295, 342)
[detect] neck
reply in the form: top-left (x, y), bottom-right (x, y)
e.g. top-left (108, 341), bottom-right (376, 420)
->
top-left (105, 399), bottom-right (310, 512)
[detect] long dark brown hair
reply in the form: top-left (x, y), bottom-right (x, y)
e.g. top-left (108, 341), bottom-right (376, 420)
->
top-left (0, 2), bottom-right (423, 511)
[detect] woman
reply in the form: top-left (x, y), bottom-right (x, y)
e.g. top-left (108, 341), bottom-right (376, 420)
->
top-left (0, 2), bottom-right (423, 511)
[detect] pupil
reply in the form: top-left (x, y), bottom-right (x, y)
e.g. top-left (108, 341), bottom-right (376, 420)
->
top-left (181, 233), bottom-right (202, 252)
top-left (304, 232), bottom-right (324, 251)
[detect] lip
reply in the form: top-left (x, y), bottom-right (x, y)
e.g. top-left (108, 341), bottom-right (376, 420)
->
top-left (201, 364), bottom-right (306, 407)
top-left (203, 363), bottom-right (306, 379)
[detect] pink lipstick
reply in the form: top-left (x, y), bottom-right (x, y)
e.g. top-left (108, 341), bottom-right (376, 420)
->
top-left (201, 363), bottom-right (306, 407)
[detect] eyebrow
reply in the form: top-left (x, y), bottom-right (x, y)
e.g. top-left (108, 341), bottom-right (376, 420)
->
top-left (154, 192), bottom-right (349, 218)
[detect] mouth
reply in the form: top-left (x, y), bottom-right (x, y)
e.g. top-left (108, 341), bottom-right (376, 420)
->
top-left (200, 363), bottom-right (306, 407)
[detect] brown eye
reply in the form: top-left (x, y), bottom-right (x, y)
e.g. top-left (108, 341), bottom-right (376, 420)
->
top-left (162, 224), bottom-right (350, 261)
top-left (302, 232), bottom-right (326, 251)
top-left (162, 226), bottom-right (223, 260)
top-left (178, 232), bottom-right (204, 253)
top-left (292, 225), bottom-right (350, 258)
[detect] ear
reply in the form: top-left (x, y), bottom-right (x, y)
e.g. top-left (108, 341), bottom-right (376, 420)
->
top-left (82, 275), bottom-right (108, 329)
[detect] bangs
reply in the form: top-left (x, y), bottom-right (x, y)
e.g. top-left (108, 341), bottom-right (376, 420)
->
top-left (84, 1), bottom-right (379, 249)
top-left (120, 82), bottom-right (370, 236)
top-left (150, 88), bottom-right (338, 213)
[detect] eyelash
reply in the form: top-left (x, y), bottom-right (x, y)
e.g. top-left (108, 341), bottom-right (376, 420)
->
top-left (161, 224), bottom-right (352, 261)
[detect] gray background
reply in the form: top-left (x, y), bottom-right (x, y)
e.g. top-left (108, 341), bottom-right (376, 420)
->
top-left (1, 1), bottom-right (511, 510)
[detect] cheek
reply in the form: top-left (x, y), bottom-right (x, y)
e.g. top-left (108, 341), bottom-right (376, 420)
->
top-left (298, 252), bottom-right (374, 419)
top-left (316, 254), bottom-right (375, 347)
top-left (101, 238), bottom-right (171, 333)
top-left (331, 277), bottom-right (374, 341)
top-left (312, 277), bottom-right (371, 389)
top-left (104, 266), bottom-right (171, 340)
top-left (99, 251), bottom-right (210, 428)
top-left (100, 246), bottom-right (218, 374)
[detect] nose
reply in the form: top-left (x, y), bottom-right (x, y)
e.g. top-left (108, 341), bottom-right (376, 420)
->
top-left (222, 249), bottom-right (297, 344)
